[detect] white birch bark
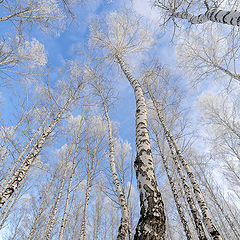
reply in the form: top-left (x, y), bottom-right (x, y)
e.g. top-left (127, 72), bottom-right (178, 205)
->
top-left (59, 125), bottom-right (83, 240)
top-left (99, 90), bottom-right (132, 240)
top-left (165, 133), bottom-right (207, 239)
top-left (196, 165), bottom-right (240, 239)
top-left (0, 85), bottom-right (81, 208)
top-left (43, 167), bottom-right (67, 240)
top-left (79, 127), bottom-right (106, 240)
top-left (0, 110), bottom-right (51, 191)
top-left (0, 175), bottom-right (27, 230)
top-left (172, 9), bottom-right (240, 26)
top-left (79, 178), bottom-right (92, 240)
top-left (148, 88), bottom-right (222, 240)
top-left (27, 172), bottom-right (57, 240)
top-left (154, 132), bottom-right (193, 240)
top-left (115, 53), bottom-right (166, 240)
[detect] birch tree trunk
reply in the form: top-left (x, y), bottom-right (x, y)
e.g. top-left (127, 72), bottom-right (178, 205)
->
top-left (0, 175), bottom-right (27, 230)
top-left (0, 110), bottom-right (52, 191)
top-left (0, 84), bottom-right (81, 208)
top-left (153, 131), bottom-right (193, 240)
top-left (43, 167), bottom-right (67, 240)
top-left (115, 53), bottom-right (166, 240)
top-left (28, 172), bottom-right (57, 240)
top-left (99, 89), bottom-right (132, 240)
top-left (165, 132), bottom-right (207, 239)
top-left (196, 164), bottom-right (240, 239)
top-left (58, 146), bottom-right (79, 240)
top-left (171, 9), bottom-right (240, 26)
top-left (147, 86), bottom-right (222, 240)
top-left (79, 177), bottom-right (92, 240)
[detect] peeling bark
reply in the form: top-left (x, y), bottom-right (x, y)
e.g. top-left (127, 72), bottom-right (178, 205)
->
top-left (115, 54), bottom-right (166, 240)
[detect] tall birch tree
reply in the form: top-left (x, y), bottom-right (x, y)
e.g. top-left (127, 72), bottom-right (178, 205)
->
top-left (90, 73), bottom-right (132, 239)
top-left (89, 10), bottom-right (166, 239)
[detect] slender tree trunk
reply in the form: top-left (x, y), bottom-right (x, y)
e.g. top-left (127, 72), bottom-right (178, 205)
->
top-left (59, 131), bottom-right (82, 240)
top-left (154, 133), bottom-right (193, 240)
top-left (44, 167), bottom-right (67, 240)
top-left (197, 166), bottom-right (240, 239)
top-left (0, 85), bottom-right (81, 208)
top-left (115, 53), bottom-right (165, 240)
top-left (171, 9), bottom-right (240, 26)
top-left (166, 133), bottom-right (207, 239)
top-left (0, 111), bottom-right (51, 191)
top-left (99, 90), bottom-right (132, 240)
top-left (79, 179), bottom-right (92, 240)
top-left (148, 87), bottom-right (222, 240)
top-left (28, 172), bottom-right (57, 240)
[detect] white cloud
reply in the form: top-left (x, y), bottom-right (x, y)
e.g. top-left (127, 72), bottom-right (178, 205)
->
top-left (132, 0), bottom-right (159, 23)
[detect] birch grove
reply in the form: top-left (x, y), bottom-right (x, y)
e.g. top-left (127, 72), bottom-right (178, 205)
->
top-left (0, 0), bottom-right (239, 239)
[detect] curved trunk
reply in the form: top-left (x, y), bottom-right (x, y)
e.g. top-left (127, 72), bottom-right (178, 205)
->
top-left (115, 54), bottom-right (166, 240)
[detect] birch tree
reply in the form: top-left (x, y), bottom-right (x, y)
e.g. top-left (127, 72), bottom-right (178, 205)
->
top-left (0, 0), bottom-right (66, 33)
top-left (58, 114), bottom-right (84, 240)
top-left (79, 115), bottom-right (107, 240)
top-left (154, 0), bottom-right (240, 27)
top-left (89, 10), bottom-right (166, 239)
top-left (175, 23), bottom-right (240, 86)
top-left (0, 63), bottom-right (87, 209)
top-left (90, 73), bottom-right (132, 239)
top-left (141, 62), bottom-right (222, 240)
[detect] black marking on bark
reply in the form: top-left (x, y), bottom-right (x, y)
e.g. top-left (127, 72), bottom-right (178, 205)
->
top-left (237, 16), bottom-right (240, 26)
top-left (214, 10), bottom-right (222, 22)
top-left (223, 11), bottom-right (231, 23)
top-left (209, 11), bottom-right (215, 21)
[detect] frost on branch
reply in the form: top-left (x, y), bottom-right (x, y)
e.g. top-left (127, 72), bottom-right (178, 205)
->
top-left (68, 114), bottom-right (84, 130)
top-left (18, 38), bottom-right (47, 68)
top-left (87, 115), bottom-right (107, 136)
top-left (175, 23), bottom-right (232, 85)
top-left (89, 10), bottom-right (154, 58)
top-left (28, 0), bottom-right (66, 33)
